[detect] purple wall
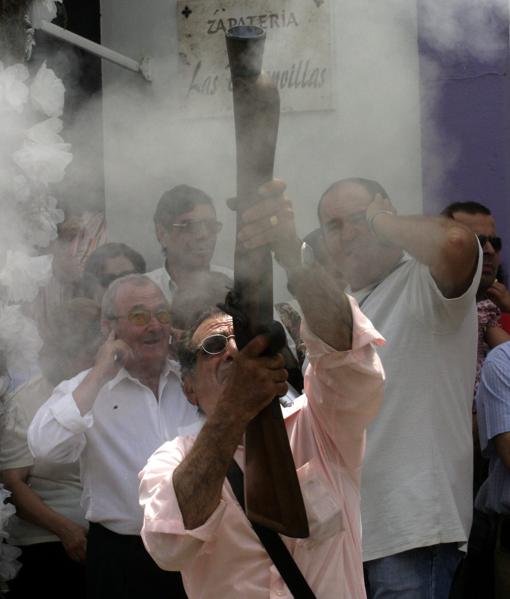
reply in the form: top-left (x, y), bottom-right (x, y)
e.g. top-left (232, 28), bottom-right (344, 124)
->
top-left (417, 2), bottom-right (510, 278)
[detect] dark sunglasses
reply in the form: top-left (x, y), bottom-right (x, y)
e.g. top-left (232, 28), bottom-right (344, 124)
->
top-left (111, 308), bottom-right (171, 326)
top-left (477, 234), bottom-right (502, 252)
top-left (171, 219), bottom-right (223, 236)
top-left (197, 333), bottom-right (235, 356)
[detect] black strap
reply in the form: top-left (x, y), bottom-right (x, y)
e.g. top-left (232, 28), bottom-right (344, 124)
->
top-left (226, 460), bottom-right (316, 599)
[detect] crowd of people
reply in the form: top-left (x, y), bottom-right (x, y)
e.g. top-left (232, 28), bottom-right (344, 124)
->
top-left (1, 179), bottom-right (509, 599)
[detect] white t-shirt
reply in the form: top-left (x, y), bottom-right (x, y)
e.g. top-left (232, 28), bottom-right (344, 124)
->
top-left (0, 377), bottom-right (87, 545)
top-left (352, 252), bottom-right (481, 561)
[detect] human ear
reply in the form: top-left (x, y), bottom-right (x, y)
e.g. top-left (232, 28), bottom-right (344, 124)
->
top-left (155, 223), bottom-right (169, 249)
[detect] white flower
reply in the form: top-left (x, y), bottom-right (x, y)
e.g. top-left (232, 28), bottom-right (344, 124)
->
top-left (0, 487), bottom-right (15, 533)
top-left (30, 61), bottom-right (65, 118)
top-left (13, 118), bottom-right (72, 184)
top-left (0, 251), bottom-right (53, 303)
top-left (0, 542), bottom-right (22, 582)
top-left (26, 116), bottom-right (64, 144)
top-left (0, 63), bottom-right (29, 113)
top-left (20, 194), bottom-right (64, 247)
top-left (0, 485), bottom-right (21, 583)
top-left (30, 0), bottom-right (62, 29)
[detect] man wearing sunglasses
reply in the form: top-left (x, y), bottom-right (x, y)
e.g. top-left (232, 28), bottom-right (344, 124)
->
top-left (443, 202), bottom-right (510, 355)
top-left (28, 274), bottom-right (200, 599)
top-left (147, 184), bottom-right (232, 302)
top-left (139, 180), bottom-right (385, 598)
top-left (442, 201), bottom-right (510, 598)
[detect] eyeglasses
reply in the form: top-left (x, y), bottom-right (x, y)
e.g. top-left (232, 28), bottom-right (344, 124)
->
top-left (171, 219), bottom-right (223, 235)
top-left (111, 308), bottom-right (171, 326)
top-left (477, 235), bottom-right (502, 252)
top-left (197, 333), bottom-right (235, 356)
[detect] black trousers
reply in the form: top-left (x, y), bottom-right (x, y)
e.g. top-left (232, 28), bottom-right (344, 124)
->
top-left (86, 522), bottom-right (187, 599)
top-left (7, 540), bottom-right (86, 599)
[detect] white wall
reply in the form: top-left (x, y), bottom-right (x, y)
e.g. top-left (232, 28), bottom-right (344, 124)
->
top-left (100, 0), bottom-right (423, 299)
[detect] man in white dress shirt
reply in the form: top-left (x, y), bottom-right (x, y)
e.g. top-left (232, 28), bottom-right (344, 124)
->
top-left (28, 274), bottom-right (198, 599)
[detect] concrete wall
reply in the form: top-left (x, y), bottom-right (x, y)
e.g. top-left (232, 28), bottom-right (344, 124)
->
top-left (100, 0), bottom-right (423, 299)
top-left (417, 2), bottom-right (510, 276)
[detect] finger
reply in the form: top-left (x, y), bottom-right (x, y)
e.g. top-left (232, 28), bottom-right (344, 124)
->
top-left (274, 381), bottom-right (289, 397)
top-left (241, 334), bottom-right (271, 358)
top-left (272, 368), bottom-right (288, 382)
top-left (243, 196), bottom-right (292, 224)
top-left (241, 197), bottom-right (286, 223)
top-left (239, 209), bottom-right (294, 246)
top-left (258, 179), bottom-right (287, 198)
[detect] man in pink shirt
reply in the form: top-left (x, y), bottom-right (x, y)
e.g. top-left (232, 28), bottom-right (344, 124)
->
top-left (139, 180), bottom-right (385, 598)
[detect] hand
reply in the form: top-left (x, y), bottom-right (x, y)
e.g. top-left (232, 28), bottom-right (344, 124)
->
top-left (58, 521), bottom-right (87, 563)
top-left (232, 179), bottom-right (301, 270)
top-left (220, 335), bottom-right (288, 424)
top-left (365, 193), bottom-right (397, 235)
top-left (91, 330), bottom-right (134, 385)
top-left (487, 280), bottom-right (510, 313)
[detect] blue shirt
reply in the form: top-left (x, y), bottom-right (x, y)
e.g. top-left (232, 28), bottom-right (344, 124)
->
top-left (475, 341), bottom-right (510, 514)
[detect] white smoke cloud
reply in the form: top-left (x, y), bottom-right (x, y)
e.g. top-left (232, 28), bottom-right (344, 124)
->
top-left (419, 0), bottom-right (508, 61)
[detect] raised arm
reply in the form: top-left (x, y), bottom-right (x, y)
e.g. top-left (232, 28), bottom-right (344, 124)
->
top-left (173, 336), bottom-right (287, 529)
top-left (28, 332), bottom-right (133, 462)
top-left (72, 330), bottom-right (133, 416)
top-left (366, 194), bottom-right (479, 298)
top-left (236, 180), bottom-right (353, 350)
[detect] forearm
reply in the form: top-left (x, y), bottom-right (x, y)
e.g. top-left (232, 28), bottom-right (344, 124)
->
top-left (486, 325), bottom-right (510, 349)
top-left (370, 212), bottom-right (478, 296)
top-left (173, 404), bottom-right (247, 530)
top-left (286, 263), bottom-right (352, 351)
top-left (72, 369), bottom-right (107, 416)
top-left (3, 476), bottom-right (77, 539)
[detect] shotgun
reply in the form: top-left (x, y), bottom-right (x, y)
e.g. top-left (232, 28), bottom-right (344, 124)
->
top-left (224, 25), bottom-right (309, 538)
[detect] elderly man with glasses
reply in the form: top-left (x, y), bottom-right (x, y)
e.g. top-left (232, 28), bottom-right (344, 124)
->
top-left (28, 274), bottom-right (199, 599)
top-left (139, 180), bottom-right (385, 599)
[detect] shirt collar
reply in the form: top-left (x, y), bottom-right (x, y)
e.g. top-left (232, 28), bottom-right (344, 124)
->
top-left (163, 261), bottom-right (177, 294)
top-left (106, 358), bottom-right (180, 391)
top-left (348, 253), bottom-right (410, 300)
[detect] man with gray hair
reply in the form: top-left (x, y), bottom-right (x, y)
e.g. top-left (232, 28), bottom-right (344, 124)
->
top-left (28, 274), bottom-right (198, 599)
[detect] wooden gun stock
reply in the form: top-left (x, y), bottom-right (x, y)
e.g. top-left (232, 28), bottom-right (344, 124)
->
top-left (225, 26), bottom-right (309, 538)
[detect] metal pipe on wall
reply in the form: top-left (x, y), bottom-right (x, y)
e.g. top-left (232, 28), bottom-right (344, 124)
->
top-left (39, 20), bottom-right (151, 81)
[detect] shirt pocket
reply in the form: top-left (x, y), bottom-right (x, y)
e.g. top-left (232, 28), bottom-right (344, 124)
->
top-left (295, 458), bottom-right (344, 547)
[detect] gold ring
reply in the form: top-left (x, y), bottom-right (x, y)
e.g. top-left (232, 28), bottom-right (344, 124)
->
top-left (269, 215), bottom-right (278, 227)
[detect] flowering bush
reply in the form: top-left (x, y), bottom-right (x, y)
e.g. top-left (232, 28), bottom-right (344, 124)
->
top-left (0, 1), bottom-right (70, 586)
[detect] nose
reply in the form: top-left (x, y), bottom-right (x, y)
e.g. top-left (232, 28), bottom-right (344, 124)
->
top-left (483, 240), bottom-right (496, 255)
top-left (223, 336), bottom-right (237, 360)
top-left (194, 221), bottom-right (214, 240)
top-left (340, 221), bottom-right (363, 243)
top-left (146, 313), bottom-right (164, 331)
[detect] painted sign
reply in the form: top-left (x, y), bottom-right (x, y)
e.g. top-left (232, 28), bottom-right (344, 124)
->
top-left (176, 0), bottom-right (333, 116)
